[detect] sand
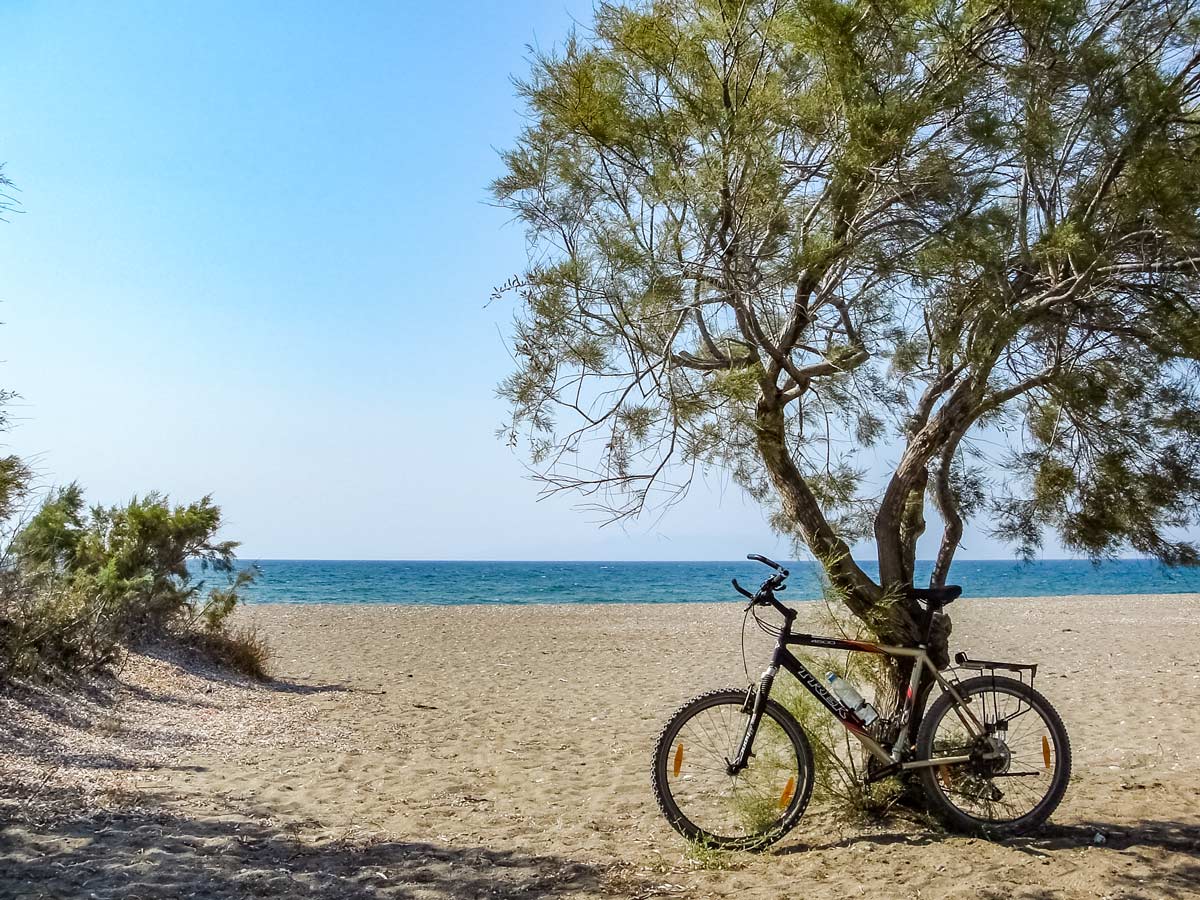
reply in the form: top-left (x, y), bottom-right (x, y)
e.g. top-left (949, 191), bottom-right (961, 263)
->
top-left (3, 594), bottom-right (1200, 899)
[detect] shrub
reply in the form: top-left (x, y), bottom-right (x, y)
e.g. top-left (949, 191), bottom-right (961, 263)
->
top-left (0, 572), bottom-right (126, 677)
top-left (776, 590), bottom-right (906, 823)
top-left (0, 483), bottom-right (264, 681)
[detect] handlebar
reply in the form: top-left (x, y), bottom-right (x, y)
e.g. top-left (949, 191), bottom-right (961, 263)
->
top-left (732, 553), bottom-right (795, 623)
top-left (747, 553), bottom-right (788, 575)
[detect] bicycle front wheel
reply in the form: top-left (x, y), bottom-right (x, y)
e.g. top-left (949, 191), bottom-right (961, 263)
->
top-left (652, 688), bottom-right (814, 850)
top-left (915, 675), bottom-right (1071, 835)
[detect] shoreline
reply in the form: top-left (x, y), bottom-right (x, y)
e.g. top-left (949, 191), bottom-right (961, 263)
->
top-left (235, 590), bottom-right (1200, 606)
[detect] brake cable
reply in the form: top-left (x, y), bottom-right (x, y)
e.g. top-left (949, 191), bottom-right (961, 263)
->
top-left (740, 604), bottom-right (752, 687)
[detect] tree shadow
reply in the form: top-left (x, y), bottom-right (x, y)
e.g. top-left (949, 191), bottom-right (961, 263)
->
top-left (0, 646), bottom-right (351, 807)
top-left (1031, 819), bottom-right (1200, 854)
top-left (0, 804), bottom-right (623, 900)
top-left (778, 817), bottom-right (1200, 899)
top-left (1029, 821), bottom-right (1200, 900)
top-left (779, 817), bottom-right (1200, 856)
top-left (0, 675), bottom-right (221, 773)
top-left (118, 678), bottom-right (223, 708)
top-left (970, 852), bottom-right (1200, 900)
top-left (0, 678), bottom-right (151, 772)
top-left (265, 678), bottom-right (353, 695)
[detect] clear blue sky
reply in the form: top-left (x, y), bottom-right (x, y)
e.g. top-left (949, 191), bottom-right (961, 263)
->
top-left (0, 1), bottom-right (1134, 561)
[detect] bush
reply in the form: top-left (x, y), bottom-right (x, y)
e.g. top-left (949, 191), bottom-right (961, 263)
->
top-left (0, 571), bottom-right (127, 677)
top-left (0, 483), bottom-right (265, 681)
top-left (776, 591), bottom-right (905, 823)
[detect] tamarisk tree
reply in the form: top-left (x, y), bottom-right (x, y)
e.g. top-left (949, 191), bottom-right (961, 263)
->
top-left (493, 0), bottom-right (1200, 669)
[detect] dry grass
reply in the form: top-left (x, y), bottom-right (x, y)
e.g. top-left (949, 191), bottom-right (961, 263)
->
top-left (187, 625), bottom-right (272, 681)
top-left (684, 837), bottom-right (743, 870)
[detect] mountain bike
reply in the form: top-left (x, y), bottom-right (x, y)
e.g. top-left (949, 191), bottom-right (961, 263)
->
top-left (652, 554), bottom-right (1071, 849)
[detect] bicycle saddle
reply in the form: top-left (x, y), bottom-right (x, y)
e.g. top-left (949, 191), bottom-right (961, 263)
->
top-left (908, 585), bottom-right (962, 606)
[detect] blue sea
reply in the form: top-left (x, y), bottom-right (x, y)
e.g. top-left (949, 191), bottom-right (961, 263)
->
top-left (211, 559), bottom-right (1200, 606)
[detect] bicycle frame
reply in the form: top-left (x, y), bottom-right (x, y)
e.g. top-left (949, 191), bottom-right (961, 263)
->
top-left (731, 616), bottom-right (987, 779)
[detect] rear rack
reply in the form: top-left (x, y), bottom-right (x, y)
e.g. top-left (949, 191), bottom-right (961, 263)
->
top-left (951, 652), bottom-right (1038, 691)
top-left (953, 652), bottom-right (1037, 676)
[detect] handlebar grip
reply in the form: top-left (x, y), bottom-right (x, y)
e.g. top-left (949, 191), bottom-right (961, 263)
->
top-left (731, 578), bottom-right (755, 600)
top-left (747, 553), bottom-right (788, 576)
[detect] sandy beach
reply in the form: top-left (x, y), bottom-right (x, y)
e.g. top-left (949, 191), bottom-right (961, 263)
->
top-left (3, 594), bottom-right (1200, 899)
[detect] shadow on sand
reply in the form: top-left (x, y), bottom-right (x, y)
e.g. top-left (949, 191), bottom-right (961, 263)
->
top-left (1, 651), bottom-right (630, 899)
top-left (0, 642), bottom-right (352, 774)
top-left (133, 638), bottom-right (355, 696)
top-left (779, 817), bottom-right (1200, 900)
top-left (0, 804), bottom-right (619, 900)
top-left (789, 817), bottom-right (1200, 854)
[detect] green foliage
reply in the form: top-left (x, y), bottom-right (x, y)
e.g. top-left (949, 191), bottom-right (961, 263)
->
top-left (195, 567), bottom-right (258, 632)
top-left (683, 837), bottom-right (741, 871)
top-left (1, 479), bottom-right (263, 681)
top-left (777, 590), bottom-right (903, 822)
top-left (14, 483), bottom-right (86, 570)
top-left (0, 454), bottom-right (33, 522)
top-left (493, 0), bottom-right (1200, 596)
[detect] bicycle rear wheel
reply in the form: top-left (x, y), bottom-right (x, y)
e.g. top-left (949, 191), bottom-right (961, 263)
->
top-left (652, 688), bottom-right (814, 850)
top-left (915, 675), bottom-right (1071, 835)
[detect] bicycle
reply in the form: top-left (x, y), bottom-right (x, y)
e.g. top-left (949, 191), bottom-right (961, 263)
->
top-left (652, 554), bottom-right (1072, 849)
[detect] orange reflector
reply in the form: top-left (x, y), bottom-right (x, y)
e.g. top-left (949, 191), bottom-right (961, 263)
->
top-left (1042, 735), bottom-right (1051, 768)
top-left (778, 776), bottom-right (796, 809)
top-left (673, 743), bottom-right (684, 777)
top-left (939, 767), bottom-right (952, 791)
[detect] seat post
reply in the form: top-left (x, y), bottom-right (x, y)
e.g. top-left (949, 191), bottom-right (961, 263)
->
top-left (908, 585), bottom-right (960, 646)
top-left (922, 601), bottom-right (939, 645)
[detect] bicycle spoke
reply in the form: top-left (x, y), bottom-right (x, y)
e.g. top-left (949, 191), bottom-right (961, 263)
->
top-left (928, 682), bottom-right (1062, 826)
top-left (662, 696), bottom-right (806, 844)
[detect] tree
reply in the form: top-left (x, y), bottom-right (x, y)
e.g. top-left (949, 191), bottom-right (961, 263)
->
top-left (492, 0), bottom-right (1200, 677)
top-left (0, 163), bottom-right (18, 223)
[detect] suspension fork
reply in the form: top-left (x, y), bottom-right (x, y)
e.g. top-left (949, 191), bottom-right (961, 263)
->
top-left (728, 639), bottom-right (786, 775)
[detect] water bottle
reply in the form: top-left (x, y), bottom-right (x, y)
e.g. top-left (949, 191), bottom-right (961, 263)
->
top-left (825, 672), bottom-right (879, 726)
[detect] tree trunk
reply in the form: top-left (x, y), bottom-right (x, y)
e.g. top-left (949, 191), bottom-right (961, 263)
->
top-left (930, 436), bottom-right (965, 588)
top-left (753, 398), bottom-right (881, 613)
top-left (755, 397), bottom-right (951, 702)
top-left (898, 470), bottom-right (928, 586)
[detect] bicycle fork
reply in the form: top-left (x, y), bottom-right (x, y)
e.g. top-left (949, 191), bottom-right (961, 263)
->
top-left (727, 665), bottom-right (778, 775)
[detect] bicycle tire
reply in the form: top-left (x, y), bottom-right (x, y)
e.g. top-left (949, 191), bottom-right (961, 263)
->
top-left (652, 688), bottom-right (814, 850)
top-left (915, 675), bottom-right (1071, 835)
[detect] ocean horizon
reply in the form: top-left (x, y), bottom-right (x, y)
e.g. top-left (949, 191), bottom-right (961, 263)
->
top-left (212, 558), bottom-right (1200, 606)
